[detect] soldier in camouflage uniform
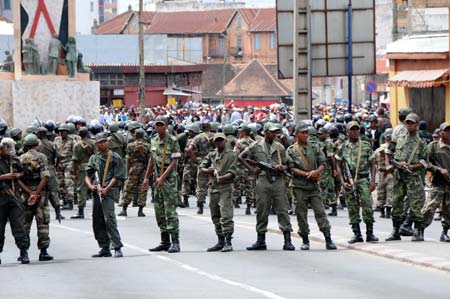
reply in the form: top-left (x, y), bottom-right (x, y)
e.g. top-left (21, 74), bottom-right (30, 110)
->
top-left (423, 122), bottom-right (450, 242)
top-left (9, 128), bottom-right (24, 156)
top-left (239, 122), bottom-right (295, 251)
top-left (385, 113), bottom-right (427, 242)
top-left (199, 133), bottom-right (237, 252)
top-left (372, 129), bottom-right (394, 218)
top-left (287, 122), bottom-right (337, 250)
top-left (318, 127), bottom-right (336, 211)
top-left (187, 121), bottom-right (214, 214)
top-left (118, 129), bottom-right (151, 217)
top-left (144, 116), bottom-right (182, 253)
top-left (233, 124), bottom-right (256, 215)
top-left (336, 121), bottom-right (378, 244)
top-left (71, 127), bottom-right (96, 219)
top-left (54, 124), bottom-right (76, 210)
top-left (19, 134), bottom-right (54, 261)
top-left (223, 124), bottom-right (237, 151)
top-left (181, 123), bottom-right (200, 208)
top-left (108, 123), bottom-right (127, 205)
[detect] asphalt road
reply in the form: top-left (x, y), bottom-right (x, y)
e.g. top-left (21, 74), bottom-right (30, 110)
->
top-left (2, 197), bottom-right (450, 299)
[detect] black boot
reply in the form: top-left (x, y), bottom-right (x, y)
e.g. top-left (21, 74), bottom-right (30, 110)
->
top-left (114, 248), bottom-right (123, 258)
top-left (92, 247), bottom-right (112, 258)
top-left (118, 204), bottom-right (128, 217)
top-left (137, 206), bottom-right (146, 217)
top-left (283, 231), bottom-right (295, 251)
top-left (61, 202), bottom-right (73, 210)
top-left (149, 232), bottom-right (171, 252)
top-left (386, 219), bottom-right (402, 241)
top-left (70, 207), bottom-right (84, 219)
top-left (365, 223), bottom-right (379, 242)
top-left (19, 248), bottom-right (30, 264)
top-left (323, 231), bottom-right (337, 250)
top-left (197, 202), bottom-right (204, 215)
top-left (245, 204), bottom-right (251, 215)
top-left (327, 204), bottom-right (337, 216)
top-left (183, 195), bottom-right (190, 208)
top-left (39, 248), bottom-right (54, 261)
top-left (207, 235), bottom-right (225, 252)
top-left (411, 222), bottom-right (424, 242)
top-left (246, 233), bottom-right (267, 250)
top-left (379, 207), bottom-right (385, 218)
top-left (440, 228), bottom-right (450, 242)
top-left (348, 224), bottom-right (364, 244)
top-left (168, 232), bottom-right (180, 253)
top-left (385, 207), bottom-right (392, 219)
top-left (299, 234), bottom-right (310, 250)
top-left (269, 206), bottom-right (276, 215)
top-left (132, 201), bottom-right (138, 207)
top-left (399, 215), bottom-right (414, 236)
top-left (221, 234), bottom-right (233, 252)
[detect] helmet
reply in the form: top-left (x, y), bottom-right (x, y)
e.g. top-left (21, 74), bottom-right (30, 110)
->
top-left (187, 123), bottom-right (200, 134)
top-left (135, 128), bottom-right (145, 139)
top-left (223, 124), bottom-right (234, 135)
top-left (323, 115), bottom-right (330, 121)
top-left (210, 122), bottom-right (219, 133)
top-left (315, 119), bottom-right (326, 129)
top-left (334, 123), bottom-right (345, 134)
top-left (329, 126), bottom-right (339, 139)
top-left (308, 127), bottom-right (317, 136)
top-left (323, 122), bottom-right (334, 131)
top-left (108, 123), bottom-right (120, 133)
top-left (31, 119), bottom-right (43, 128)
top-left (74, 116), bottom-right (86, 126)
top-left (344, 113), bottom-right (353, 123)
top-left (399, 107), bottom-right (413, 118)
top-left (201, 121), bottom-right (211, 132)
top-left (0, 119), bottom-right (8, 135)
top-left (127, 121), bottom-right (141, 131)
top-left (335, 115), bottom-right (344, 123)
top-left (369, 115), bottom-right (378, 123)
top-left (89, 121), bottom-right (103, 135)
top-left (9, 128), bottom-right (22, 139)
top-left (66, 115), bottom-right (77, 124)
top-left (418, 120), bottom-right (427, 131)
top-left (66, 123), bottom-right (76, 134)
top-left (239, 124), bottom-right (251, 135)
top-left (58, 124), bottom-right (70, 132)
top-left (26, 126), bottom-right (38, 135)
top-left (23, 134), bottom-right (39, 146)
top-left (44, 120), bottom-right (56, 132)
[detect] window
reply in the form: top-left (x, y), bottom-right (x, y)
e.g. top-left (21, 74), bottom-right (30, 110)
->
top-left (4, 0), bottom-right (11, 10)
top-left (270, 33), bottom-right (276, 49)
top-left (255, 33), bottom-right (261, 50)
top-left (236, 35), bottom-right (242, 49)
top-left (236, 15), bottom-right (241, 29)
top-left (218, 37), bottom-right (225, 56)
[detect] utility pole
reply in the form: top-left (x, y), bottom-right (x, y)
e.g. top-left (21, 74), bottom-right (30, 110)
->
top-left (220, 33), bottom-right (228, 105)
top-left (138, 0), bottom-right (146, 124)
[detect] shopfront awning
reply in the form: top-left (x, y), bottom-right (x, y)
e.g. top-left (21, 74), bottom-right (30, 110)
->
top-left (163, 89), bottom-right (191, 96)
top-left (387, 69), bottom-right (449, 88)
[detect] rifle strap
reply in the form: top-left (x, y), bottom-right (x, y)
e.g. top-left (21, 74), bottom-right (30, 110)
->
top-left (294, 144), bottom-right (311, 171)
top-left (160, 142), bottom-right (169, 176)
top-left (276, 143), bottom-right (282, 164)
top-left (354, 140), bottom-right (362, 181)
top-left (102, 151), bottom-right (112, 187)
top-left (407, 138), bottom-right (421, 166)
top-left (9, 164), bottom-right (14, 192)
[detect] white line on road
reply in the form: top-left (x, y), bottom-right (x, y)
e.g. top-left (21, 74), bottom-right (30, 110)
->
top-left (52, 223), bottom-right (290, 299)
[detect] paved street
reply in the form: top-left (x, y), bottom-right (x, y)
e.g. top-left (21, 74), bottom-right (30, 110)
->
top-left (2, 196), bottom-right (450, 299)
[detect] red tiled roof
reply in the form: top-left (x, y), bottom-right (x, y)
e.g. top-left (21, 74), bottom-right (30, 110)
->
top-left (249, 8), bottom-right (276, 32)
top-left (95, 10), bottom-right (134, 34)
top-left (145, 9), bottom-right (236, 34)
top-left (238, 8), bottom-right (259, 26)
top-left (0, 16), bottom-right (12, 23)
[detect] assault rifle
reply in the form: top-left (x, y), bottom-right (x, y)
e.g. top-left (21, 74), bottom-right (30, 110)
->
top-left (246, 160), bottom-right (292, 183)
top-left (343, 161), bottom-right (360, 202)
top-left (94, 170), bottom-right (103, 202)
top-left (390, 160), bottom-right (413, 174)
top-left (432, 160), bottom-right (450, 184)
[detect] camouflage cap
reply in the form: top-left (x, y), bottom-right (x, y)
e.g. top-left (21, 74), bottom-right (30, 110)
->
top-left (213, 133), bottom-right (226, 142)
top-left (264, 122), bottom-right (281, 132)
top-left (155, 116), bottom-right (167, 125)
top-left (346, 121), bottom-right (360, 130)
top-left (95, 132), bottom-right (108, 143)
top-left (295, 121), bottom-right (310, 132)
top-left (23, 134), bottom-right (39, 146)
top-left (440, 122), bottom-right (450, 131)
top-left (405, 113), bottom-right (420, 124)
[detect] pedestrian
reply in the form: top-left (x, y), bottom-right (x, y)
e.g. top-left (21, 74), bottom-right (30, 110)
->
top-left (199, 133), bottom-right (237, 252)
top-left (85, 133), bottom-right (125, 258)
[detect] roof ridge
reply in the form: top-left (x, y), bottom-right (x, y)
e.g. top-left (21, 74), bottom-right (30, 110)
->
top-left (257, 60), bottom-right (289, 95)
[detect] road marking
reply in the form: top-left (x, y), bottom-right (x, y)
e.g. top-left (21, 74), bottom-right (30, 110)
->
top-left (52, 223), bottom-right (290, 299)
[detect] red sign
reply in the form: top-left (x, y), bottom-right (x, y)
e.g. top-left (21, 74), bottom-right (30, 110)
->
top-left (365, 81), bottom-right (378, 94)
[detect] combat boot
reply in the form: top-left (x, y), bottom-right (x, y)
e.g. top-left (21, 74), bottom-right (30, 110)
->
top-left (365, 223), bottom-right (379, 242)
top-left (92, 247), bottom-right (112, 258)
top-left (299, 234), bottom-right (310, 250)
top-left (137, 206), bottom-right (146, 217)
top-left (207, 235), bottom-right (225, 252)
top-left (385, 207), bottom-right (392, 219)
top-left (39, 248), bottom-right (54, 261)
top-left (114, 248), bottom-right (123, 258)
top-left (245, 204), bottom-right (251, 215)
top-left (168, 232), bottom-right (180, 253)
top-left (197, 202), bottom-right (204, 215)
top-left (19, 248), bottom-right (30, 264)
top-left (399, 215), bottom-right (413, 236)
top-left (323, 232), bottom-right (337, 250)
top-left (183, 195), bottom-right (190, 208)
top-left (379, 207), bottom-right (385, 218)
top-left (269, 206), bottom-right (276, 215)
top-left (385, 219), bottom-right (401, 241)
top-left (221, 234), bottom-right (233, 252)
top-left (70, 207), bottom-right (84, 219)
top-left (327, 204), bottom-right (337, 216)
top-left (246, 233), bottom-right (267, 251)
top-left (440, 228), bottom-right (450, 242)
top-left (118, 204), bottom-right (128, 217)
top-left (132, 201), bottom-right (138, 207)
top-left (149, 232), bottom-right (171, 252)
top-left (348, 224), bottom-right (364, 244)
top-left (283, 231), bottom-right (295, 251)
top-left (411, 222), bottom-right (424, 242)
top-left (61, 201), bottom-right (73, 210)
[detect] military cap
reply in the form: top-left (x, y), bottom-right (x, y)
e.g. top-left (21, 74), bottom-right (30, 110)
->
top-left (23, 134), bottom-right (39, 146)
top-left (405, 113), bottom-right (420, 124)
top-left (213, 133), bottom-right (226, 142)
top-left (9, 128), bottom-right (22, 138)
top-left (95, 132), bottom-right (108, 143)
top-left (440, 122), bottom-right (450, 131)
top-left (346, 121), bottom-right (360, 130)
top-left (399, 107), bottom-right (413, 118)
top-left (155, 116), bottom-right (167, 125)
top-left (295, 121), bottom-right (310, 132)
top-left (264, 122), bottom-right (281, 132)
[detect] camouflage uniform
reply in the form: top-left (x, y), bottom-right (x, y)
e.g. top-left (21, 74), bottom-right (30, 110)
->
top-left (190, 132), bottom-right (214, 207)
top-left (150, 133), bottom-right (182, 235)
top-left (37, 138), bottom-right (61, 210)
top-left (54, 134), bottom-right (76, 205)
top-left (20, 149), bottom-right (51, 250)
top-left (372, 143), bottom-right (393, 209)
top-left (181, 137), bottom-right (198, 198)
top-left (109, 131), bottom-right (127, 203)
top-left (319, 138), bottom-right (336, 207)
top-left (72, 137), bottom-right (96, 208)
top-left (233, 136), bottom-right (256, 209)
top-left (121, 138), bottom-right (151, 207)
top-left (225, 135), bottom-right (237, 151)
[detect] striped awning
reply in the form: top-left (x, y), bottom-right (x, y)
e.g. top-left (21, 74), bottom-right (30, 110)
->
top-left (387, 69), bottom-right (449, 88)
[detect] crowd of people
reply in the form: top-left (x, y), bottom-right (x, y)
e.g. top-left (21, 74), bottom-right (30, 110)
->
top-left (0, 101), bottom-right (449, 264)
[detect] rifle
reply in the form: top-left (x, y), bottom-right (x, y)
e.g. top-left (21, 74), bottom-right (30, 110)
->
top-left (94, 170), bottom-right (103, 202)
top-left (246, 159), bottom-right (292, 183)
top-left (5, 188), bottom-right (24, 211)
top-left (390, 160), bottom-right (413, 174)
top-left (343, 161), bottom-right (360, 202)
